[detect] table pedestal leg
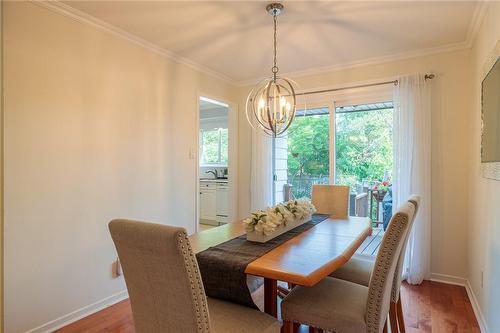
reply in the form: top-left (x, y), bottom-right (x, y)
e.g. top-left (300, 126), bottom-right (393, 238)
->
top-left (264, 278), bottom-right (277, 317)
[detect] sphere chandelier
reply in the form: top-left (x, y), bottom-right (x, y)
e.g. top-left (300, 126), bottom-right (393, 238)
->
top-left (245, 3), bottom-right (297, 137)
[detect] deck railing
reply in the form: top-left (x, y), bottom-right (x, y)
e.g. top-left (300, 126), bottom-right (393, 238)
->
top-left (288, 175), bottom-right (329, 199)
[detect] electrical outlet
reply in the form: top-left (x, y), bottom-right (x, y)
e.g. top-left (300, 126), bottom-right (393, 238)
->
top-left (111, 258), bottom-right (122, 278)
top-left (481, 270), bottom-right (484, 289)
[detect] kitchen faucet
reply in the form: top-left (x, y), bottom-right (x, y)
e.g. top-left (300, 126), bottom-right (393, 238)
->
top-left (205, 169), bottom-right (218, 178)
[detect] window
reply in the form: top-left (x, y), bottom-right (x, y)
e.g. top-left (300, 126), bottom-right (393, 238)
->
top-left (284, 108), bottom-right (330, 199)
top-left (273, 101), bottom-right (394, 211)
top-left (200, 128), bottom-right (228, 166)
top-left (335, 102), bottom-right (393, 192)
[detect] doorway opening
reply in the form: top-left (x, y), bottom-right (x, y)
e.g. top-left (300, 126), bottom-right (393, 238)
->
top-left (198, 97), bottom-right (230, 231)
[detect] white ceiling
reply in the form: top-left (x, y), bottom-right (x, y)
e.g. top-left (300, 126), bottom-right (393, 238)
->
top-left (61, 1), bottom-right (481, 82)
top-left (200, 107), bottom-right (228, 120)
top-left (200, 99), bottom-right (228, 119)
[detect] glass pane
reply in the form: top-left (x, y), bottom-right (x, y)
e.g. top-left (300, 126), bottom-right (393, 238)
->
top-left (335, 105), bottom-right (393, 193)
top-left (201, 130), bottom-right (220, 164)
top-left (287, 108), bottom-right (330, 199)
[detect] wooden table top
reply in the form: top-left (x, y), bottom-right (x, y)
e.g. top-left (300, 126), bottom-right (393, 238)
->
top-left (189, 216), bottom-right (372, 287)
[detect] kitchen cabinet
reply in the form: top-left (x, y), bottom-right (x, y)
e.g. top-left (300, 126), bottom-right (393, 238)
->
top-left (200, 180), bottom-right (230, 226)
top-left (216, 183), bottom-right (229, 224)
top-left (200, 182), bottom-right (216, 223)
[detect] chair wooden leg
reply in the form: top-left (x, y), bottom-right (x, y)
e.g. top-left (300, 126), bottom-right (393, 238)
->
top-left (282, 320), bottom-right (293, 333)
top-left (293, 322), bottom-right (300, 332)
top-left (389, 301), bottom-right (399, 333)
top-left (383, 319), bottom-right (388, 333)
top-left (396, 297), bottom-right (406, 333)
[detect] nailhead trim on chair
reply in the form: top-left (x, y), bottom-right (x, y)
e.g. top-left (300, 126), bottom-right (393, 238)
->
top-left (178, 231), bottom-right (211, 333)
top-left (390, 197), bottom-right (419, 303)
top-left (366, 212), bottom-right (408, 333)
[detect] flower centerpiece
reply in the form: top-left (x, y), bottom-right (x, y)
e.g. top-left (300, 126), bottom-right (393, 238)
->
top-left (243, 199), bottom-right (316, 243)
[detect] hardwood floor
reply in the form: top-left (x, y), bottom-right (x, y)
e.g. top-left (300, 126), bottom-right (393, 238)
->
top-left (55, 281), bottom-right (480, 333)
top-left (199, 223), bottom-right (216, 232)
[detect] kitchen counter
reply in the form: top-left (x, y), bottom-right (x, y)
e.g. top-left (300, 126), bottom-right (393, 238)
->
top-left (200, 178), bottom-right (229, 183)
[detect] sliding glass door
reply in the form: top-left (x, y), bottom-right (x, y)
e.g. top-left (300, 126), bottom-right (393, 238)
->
top-left (273, 100), bottom-right (394, 220)
top-left (335, 102), bottom-right (394, 191)
top-left (276, 107), bottom-right (331, 201)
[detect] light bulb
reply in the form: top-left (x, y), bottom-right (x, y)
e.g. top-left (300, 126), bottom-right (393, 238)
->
top-left (257, 97), bottom-right (266, 122)
top-left (258, 98), bottom-right (265, 110)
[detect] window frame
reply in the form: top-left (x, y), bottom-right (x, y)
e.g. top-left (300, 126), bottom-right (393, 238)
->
top-left (200, 127), bottom-right (228, 167)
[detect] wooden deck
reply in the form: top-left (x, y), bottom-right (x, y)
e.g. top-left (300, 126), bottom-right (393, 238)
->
top-left (356, 227), bottom-right (384, 256)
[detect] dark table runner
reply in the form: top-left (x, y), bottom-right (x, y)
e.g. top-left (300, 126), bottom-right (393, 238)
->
top-left (196, 214), bottom-right (330, 308)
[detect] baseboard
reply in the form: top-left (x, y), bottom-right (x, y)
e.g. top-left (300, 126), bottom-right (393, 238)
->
top-left (465, 280), bottom-right (489, 333)
top-left (429, 272), bottom-right (468, 286)
top-left (25, 290), bottom-right (129, 333)
top-left (429, 272), bottom-right (489, 333)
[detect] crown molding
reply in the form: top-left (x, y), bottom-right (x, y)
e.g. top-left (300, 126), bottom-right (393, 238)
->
top-left (32, 0), bottom-right (489, 89)
top-left (237, 1), bottom-right (489, 87)
top-left (236, 40), bottom-right (469, 87)
top-left (31, 0), bottom-right (236, 85)
top-left (465, 1), bottom-right (489, 48)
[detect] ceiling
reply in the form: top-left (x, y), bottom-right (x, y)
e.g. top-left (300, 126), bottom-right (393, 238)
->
top-left (200, 99), bottom-right (228, 119)
top-left (61, 1), bottom-right (481, 83)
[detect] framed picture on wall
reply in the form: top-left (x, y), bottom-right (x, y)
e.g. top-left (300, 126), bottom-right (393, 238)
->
top-left (481, 40), bottom-right (500, 181)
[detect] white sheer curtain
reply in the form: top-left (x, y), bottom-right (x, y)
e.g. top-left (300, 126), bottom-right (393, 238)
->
top-left (250, 126), bottom-right (274, 211)
top-left (393, 74), bottom-right (432, 284)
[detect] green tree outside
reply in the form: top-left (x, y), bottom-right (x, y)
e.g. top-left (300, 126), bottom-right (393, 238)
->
top-left (286, 109), bottom-right (393, 197)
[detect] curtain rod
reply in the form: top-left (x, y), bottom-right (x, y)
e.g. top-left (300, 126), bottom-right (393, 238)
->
top-left (295, 73), bottom-right (435, 97)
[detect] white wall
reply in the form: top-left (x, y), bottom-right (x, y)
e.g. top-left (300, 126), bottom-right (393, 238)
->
top-left (3, 2), bottom-right (236, 332)
top-left (467, 3), bottom-right (500, 332)
top-left (238, 49), bottom-right (473, 280)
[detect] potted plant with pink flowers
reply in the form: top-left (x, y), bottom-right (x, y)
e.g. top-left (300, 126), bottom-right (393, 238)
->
top-left (372, 181), bottom-right (391, 201)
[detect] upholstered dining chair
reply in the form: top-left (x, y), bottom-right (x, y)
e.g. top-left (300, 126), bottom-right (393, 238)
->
top-left (109, 219), bottom-right (280, 333)
top-left (311, 184), bottom-right (350, 218)
top-left (281, 201), bottom-right (416, 333)
top-left (329, 195), bottom-right (421, 333)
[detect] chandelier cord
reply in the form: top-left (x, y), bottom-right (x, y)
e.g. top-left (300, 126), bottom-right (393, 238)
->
top-left (272, 13), bottom-right (278, 82)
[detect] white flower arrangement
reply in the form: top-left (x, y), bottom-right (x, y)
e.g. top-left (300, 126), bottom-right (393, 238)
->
top-left (243, 199), bottom-right (316, 236)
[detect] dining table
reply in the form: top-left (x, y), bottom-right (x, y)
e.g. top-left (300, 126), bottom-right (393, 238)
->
top-left (189, 215), bottom-right (372, 317)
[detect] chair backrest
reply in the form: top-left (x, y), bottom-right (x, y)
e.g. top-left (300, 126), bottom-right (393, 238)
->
top-left (407, 195), bottom-right (421, 215)
top-left (109, 219), bottom-right (210, 333)
top-left (390, 195), bottom-right (421, 302)
top-left (311, 184), bottom-right (350, 218)
top-left (355, 192), bottom-right (369, 217)
top-left (365, 202), bottom-right (415, 333)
